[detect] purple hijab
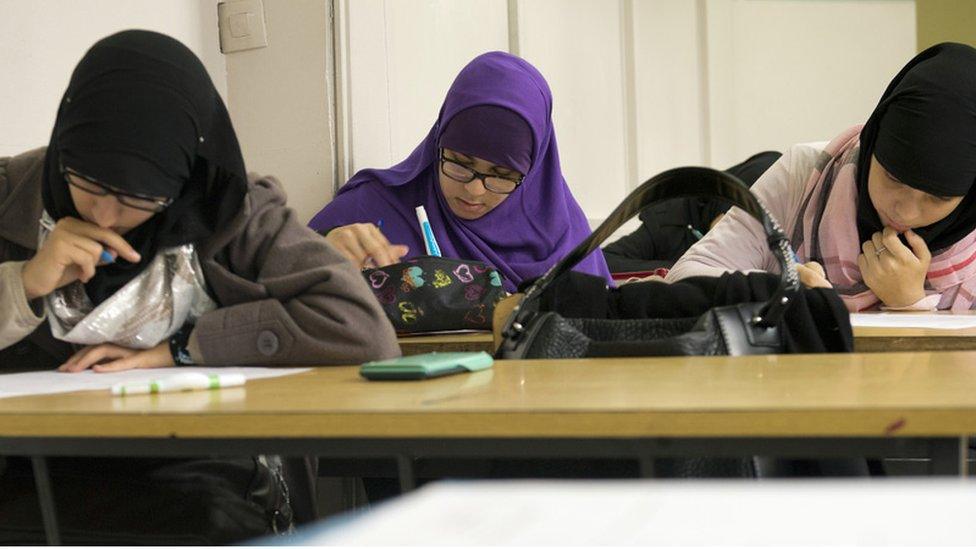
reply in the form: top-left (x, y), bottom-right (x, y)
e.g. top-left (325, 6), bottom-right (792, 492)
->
top-left (308, 51), bottom-right (611, 292)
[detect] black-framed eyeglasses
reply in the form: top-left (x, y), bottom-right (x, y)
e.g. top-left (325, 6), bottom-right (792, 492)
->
top-left (439, 150), bottom-right (524, 195)
top-left (62, 166), bottom-right (173, 213)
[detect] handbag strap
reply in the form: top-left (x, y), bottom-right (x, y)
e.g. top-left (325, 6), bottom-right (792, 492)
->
top-left (517, 166), bottom-right (799, 329)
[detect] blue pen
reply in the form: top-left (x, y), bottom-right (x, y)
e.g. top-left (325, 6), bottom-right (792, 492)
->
top-left (687, 225), bottom-right (705, 241)
top-left (376, 219), bottom-right (384, 231)
top-left (415, 206), bottom-right (441, 257)
top-left (39, 216), bottom-right (116, 264)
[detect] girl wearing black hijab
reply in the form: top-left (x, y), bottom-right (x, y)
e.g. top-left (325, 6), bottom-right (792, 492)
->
top-left (0, 31), bottom-right (398, 542)
top-left (668, 43), bottom-right (976, 312)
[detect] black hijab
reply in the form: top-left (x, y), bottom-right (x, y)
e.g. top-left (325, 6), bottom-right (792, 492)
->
top-left (856, 42), bottom-right (976, 253)
top-left (41, 30), bottom-right (247, 304)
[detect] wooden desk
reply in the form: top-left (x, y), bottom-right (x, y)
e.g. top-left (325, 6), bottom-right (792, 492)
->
top-left (3, 352), bottom-right (975, 441)
top-left (397, 332), bottom-right (495, 355)
top-left (3, 352), bottom-right (975, 542)
top-left (853, 311), bottom-right (976, 352)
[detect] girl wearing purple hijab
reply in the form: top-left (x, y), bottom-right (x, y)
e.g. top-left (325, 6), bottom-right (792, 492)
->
top-left (308, 51), bottom-right (611, 292)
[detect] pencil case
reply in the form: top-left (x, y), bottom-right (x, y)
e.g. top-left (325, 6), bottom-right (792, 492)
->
top-left (362, 256), bottom-right (509, 334)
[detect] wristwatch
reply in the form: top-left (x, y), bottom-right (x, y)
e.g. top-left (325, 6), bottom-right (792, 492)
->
top-left (168, 323), bottom-right (196, 366)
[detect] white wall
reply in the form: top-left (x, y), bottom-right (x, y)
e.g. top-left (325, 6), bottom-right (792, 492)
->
top-left (633, 0), bottom-right (708, 182)
top-left (0, 0), bottom-right (225, 157)
top-left (705, 0), bottom-right (917, 168)
top-left (340, 0), bottom-right (917, 227)
top-left (223, 0), bottom-right (334, 224)
top-left (0, 0), bottom-right (333, 224)
top-left (518, 0), bottom-right (632, 224)
top-left (5, 1), bottom-right (916, 228)
top-left (342, 0), bottom-right (509, 176)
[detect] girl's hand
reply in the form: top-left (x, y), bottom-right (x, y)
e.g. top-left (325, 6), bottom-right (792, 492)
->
top-left (58, 342), bottom-right (173, 373)
top-left (324, 223), bottom-right (409, 269)
top-left (21, 217), bottom-right (141, 300)
top-left (796, 261), bottom-right (832, 289)
top-left (858, 227), bottom-right (931, 308)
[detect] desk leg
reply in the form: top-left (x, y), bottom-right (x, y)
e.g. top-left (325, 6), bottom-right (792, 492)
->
top-left (928, 437), bottom-right (966, 476)
top-left (396, 455), bottom-right (416, 493)
top-left (31, 456), bottom-right (61, 545)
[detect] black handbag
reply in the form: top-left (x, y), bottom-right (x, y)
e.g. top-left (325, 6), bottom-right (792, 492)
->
top-left (363, 255), bottom-right (508, 334)
top-left (498, 166), bottom-right (801, 359)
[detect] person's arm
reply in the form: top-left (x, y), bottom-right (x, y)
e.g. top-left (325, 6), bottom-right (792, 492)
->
top-left (307, 187), bottom-right (363, 235)
top-left (0, 261), bottom-right (46, 351)
top-left (0, 151), bottom-right (48, 351)
top-left (882, 294), bottom-right (941, 311)
top-left (309, 186), bottom-right (409, 269)
top-left (187, 177), bottom-right (401, 365)
top-left (666, 146), bottom-right (807, 282)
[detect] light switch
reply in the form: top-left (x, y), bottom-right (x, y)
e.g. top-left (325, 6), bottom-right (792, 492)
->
top-left (218, 0), bottom-right (268, 53)
top-left (229, 13), bottom-right (252, 38)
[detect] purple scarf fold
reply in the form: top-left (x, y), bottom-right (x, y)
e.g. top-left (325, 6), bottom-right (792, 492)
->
top-left (309, 51), bottom-right (611, 292)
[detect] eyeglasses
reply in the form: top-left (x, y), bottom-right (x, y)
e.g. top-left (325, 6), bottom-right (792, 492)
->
top-left (439, 150), bottom-right (524, 195)
top-left (62, 166), bottom-right (173, 213)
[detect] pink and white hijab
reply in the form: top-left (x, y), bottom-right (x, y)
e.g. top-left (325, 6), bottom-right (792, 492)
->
top-left (791, 126), bottom-right (976, 312)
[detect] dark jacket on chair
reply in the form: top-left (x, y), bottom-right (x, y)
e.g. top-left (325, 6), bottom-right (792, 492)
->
top-left (603, 151), bottom-right (782, 273)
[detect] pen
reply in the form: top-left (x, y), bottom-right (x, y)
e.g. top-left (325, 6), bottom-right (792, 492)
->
top-left (415, 206), bottom-right (442, 257)
top-left (111, 372), bottom-right (246, 396)
top-left (39, 216), bottom-right (115, 264)
top-left (687, 225), bottom-right (705, 241)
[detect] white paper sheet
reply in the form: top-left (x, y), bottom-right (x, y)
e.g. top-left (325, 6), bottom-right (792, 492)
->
top-left (850, 312), bottom-right (976, 330)
top-left (399, 329), bottom-right (489, 337)
top-left (302, 480), bottom-right (976, 545)
top-left (0, 366), bottom-right (309, 400)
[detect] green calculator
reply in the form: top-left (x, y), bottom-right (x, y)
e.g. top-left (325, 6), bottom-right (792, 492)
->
top-left (360, 351), bottom-right (494, 381)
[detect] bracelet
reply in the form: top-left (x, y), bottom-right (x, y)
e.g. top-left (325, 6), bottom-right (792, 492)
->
top-left (168, 323), bottom-right (196, 366)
